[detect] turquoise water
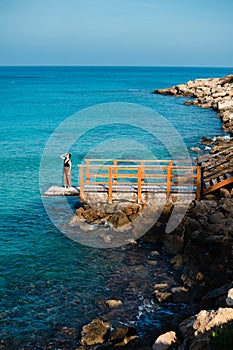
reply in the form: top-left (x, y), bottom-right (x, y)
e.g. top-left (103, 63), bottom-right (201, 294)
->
top-left (0, 66), bottom-right (233, 347)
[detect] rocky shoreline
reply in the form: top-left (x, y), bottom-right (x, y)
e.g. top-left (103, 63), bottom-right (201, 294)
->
top-left (71, 76), bottom-right (233, 350)
top-left (154, 74), bottom-right (233, 135)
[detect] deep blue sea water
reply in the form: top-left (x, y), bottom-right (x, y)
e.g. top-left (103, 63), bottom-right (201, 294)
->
top-left (1, 66), bottom-right (233, 348)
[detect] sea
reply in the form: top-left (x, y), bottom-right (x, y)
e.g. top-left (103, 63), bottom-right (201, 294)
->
top-left (0, 66), bottom-right (232, 348)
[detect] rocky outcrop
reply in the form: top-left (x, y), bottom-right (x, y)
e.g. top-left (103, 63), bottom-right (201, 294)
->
top-left (79, 319), bottom-right (138, 349)
top-left (226, 289), bottom-right (233, 306)
top-left (152, 331), bottom-right (177, 350)
top-left (80, 319), bottom-right (111, 346)
top-left (154, 75), bottom-right (233, 135)
top-left (178, 307), bottom-right (233, 350)
top-left (70, 202), bottom-right (143, 230)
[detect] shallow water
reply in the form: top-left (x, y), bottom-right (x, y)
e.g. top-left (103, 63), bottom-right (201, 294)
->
top-left (0, 66), bottom-right (233, 347)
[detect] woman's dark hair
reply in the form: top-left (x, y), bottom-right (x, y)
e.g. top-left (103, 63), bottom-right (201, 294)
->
top-left (68, 153), bottom-right (72, 158)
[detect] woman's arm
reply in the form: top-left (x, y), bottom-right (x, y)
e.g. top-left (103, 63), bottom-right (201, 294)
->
top-left (60, 154), bottom-right (66, 160)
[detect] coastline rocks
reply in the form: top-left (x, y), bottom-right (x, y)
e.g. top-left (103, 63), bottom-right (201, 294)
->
top-left (152, 331), bottom-right (177, 350)
top-left (70, 202), bottom-right (144, 231)
top-left (178, 307), bottom-right (233, 350)
top-left (80, 319), bottom-right (111, 346)
top-left (80, 319), bottom-right (138, 349)
top-left (154, 75), bottom-right (233, 135)
top-left (226, 288), bottom-right (233, 306)
top-left (105, 299), bottom-right (123, 308)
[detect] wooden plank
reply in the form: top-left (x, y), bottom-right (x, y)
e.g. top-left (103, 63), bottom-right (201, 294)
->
top-left (86, 159), bottom-right (90, 184)
top-left (114, 174), bottom-right (139, 178)
top-left (108, 167), bottom-right (113, 204)
top-left (203, 177), bottom-right (233, 195)
top-left (113, 160), bottom-right (117, 184)
top-left (79, 165), bottom-right (84, 201)
top-left (137, 167), bottom-right (142, 203)
top-left (166, 161), bottom-right (172, 199)
top-left (143, 174), bottom-right (168, 178)
top-left (89, 174), bottom-right (110, 178)
top-left (196, 166), bottom-right (201, 200)
top-left (203, 168), bottom-right (233, 181)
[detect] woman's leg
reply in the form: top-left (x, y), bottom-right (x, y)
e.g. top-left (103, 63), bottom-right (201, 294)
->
top-left (64, 169), bottom-right (68, 187)
top-left (67, 173), bottom-right (72, 188)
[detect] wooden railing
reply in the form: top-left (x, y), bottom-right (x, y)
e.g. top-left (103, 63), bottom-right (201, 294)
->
top-left (198, 153), bottom-right (233, 195)
top-left (78, 159), bottom-right (202, 203)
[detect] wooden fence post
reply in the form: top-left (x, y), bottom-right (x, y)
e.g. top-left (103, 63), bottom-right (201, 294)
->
top-left (141, 161), bottom-right (145, 184)
top-left (196, 166), bottom-right (202, 201)
top-left (108, 166), bottom-right (113, 204)
top-left (86, 159), bottom-right (90, 184)
top-left (167, 161), bottom-right (172, 199)
top-left (113, 160), bottom-right (117, 184)
top-left (138, 167), bottom-right (142, 203)
top-left (79, 165), bottom-right (84, 202)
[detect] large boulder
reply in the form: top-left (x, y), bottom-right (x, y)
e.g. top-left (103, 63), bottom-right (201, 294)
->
top-left (152, 331), bottom-right (177, 350)
top-left (226, 288), bottom-right (233, 306)
top-left (80, 318), bottom-right (111, 346)
top-left (218, 99), bottom-right (233, 110)
top-left (179, 308), bottom-right (233, 346)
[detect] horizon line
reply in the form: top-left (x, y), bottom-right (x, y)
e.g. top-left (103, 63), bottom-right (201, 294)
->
top-left (0, 64), bottom-right (233, 69)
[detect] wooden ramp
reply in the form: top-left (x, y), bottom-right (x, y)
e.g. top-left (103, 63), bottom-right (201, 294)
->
top-left (200, 148), bottom-right (233, 195)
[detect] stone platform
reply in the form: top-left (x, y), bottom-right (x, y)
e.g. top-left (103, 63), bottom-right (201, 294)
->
top-left (43, 186), bottom-right (80, 196)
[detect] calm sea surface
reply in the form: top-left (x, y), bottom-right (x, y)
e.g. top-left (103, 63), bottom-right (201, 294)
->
top-left (0, 66), bottom-right (232, 347)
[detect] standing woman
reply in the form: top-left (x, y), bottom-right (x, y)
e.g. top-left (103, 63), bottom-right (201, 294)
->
top-left (60, 153), bottom-right (72, 188)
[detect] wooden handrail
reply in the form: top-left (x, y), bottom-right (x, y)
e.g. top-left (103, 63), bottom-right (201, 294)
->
top-left (166, 161), bottom-right (173, 199)
top-left (138, 167), bottom-right (143, 203)
top-left (108, 167), bottom-right (113, 204)
top-left (79, 165), bottom-right (84, 201)
top-left (78, 159), bottom-right (201, 202)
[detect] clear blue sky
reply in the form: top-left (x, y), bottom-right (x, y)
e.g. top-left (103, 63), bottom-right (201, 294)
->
top-left (0, 0), bottom-right (233, 66)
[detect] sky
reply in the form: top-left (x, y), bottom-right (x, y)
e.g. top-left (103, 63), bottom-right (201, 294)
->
top-left (0, 0), bottom-right (233, 66)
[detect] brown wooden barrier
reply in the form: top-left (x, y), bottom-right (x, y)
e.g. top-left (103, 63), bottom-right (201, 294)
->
top-left (79, 159), bottom-right (201, 203)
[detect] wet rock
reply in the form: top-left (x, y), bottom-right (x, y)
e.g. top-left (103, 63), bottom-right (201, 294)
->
top-left (110, 326), bottom-right (137, 345)
top-left (105, 299), bottom-right (123, 308)
top-left (149, 250), bottom-right (160, 257)
top-left (203, 284), bottom-right (231, 304)
top-left (171, 286), bottom-right (190, 303)
top-left (170, 254), bottom-right (183, 268)
top-left (110, 327), bottom-right (129, 341)
top-left (153, 283), bottom-right (169, 290)
top-left (80, 319), bottom-right (111, 346)
top-left (82, 208), bottom-right (100, 221)
top-left (108, 210), bottom-right (131, 228)
top-left (220, 187), bottom-right (231, 198)
top-left (79, 222), bottom-right (95, 231)
top-left (152, 331), bottom-right (177, 350)
top-left (103, 203), bottom-right (118, 214)
top-left (208, 211), bottom-right (225, 224)
top-left (162, 201), bottom-right (173, 215)
top-left (202, 137), bottom-right (214, 145)
top-left (154, 290), bottom-right (172, 303)
top-left (226, 288), bottom-right (233, 306)
top-left (218, 198), bottom-right (233, 215)
top-left (58, 326), bottom-right (79, 339)
top-left (179, 307), bottom-right (233, 339)
top-left (190, 147), bottom-right (202, 153)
